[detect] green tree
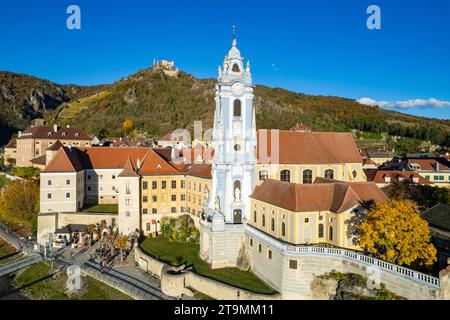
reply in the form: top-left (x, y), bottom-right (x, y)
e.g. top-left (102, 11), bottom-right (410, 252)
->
top-left (11, 167), bottom-right (40, 179)
top-left (384, 182), bottom-right (450, 210)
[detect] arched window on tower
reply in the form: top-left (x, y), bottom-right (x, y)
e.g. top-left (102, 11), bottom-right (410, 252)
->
top-left (280, 170), bottom-right (290, 182)
top-left (324, 169), bottom-right (334, 180)
top-left (271, 218), bottom-right (275, 232)
top-left (234, 180), bottom-right (241, 200)
top-left (303, 169), bottom-right (313, 184)
top-left (234, 100), bottom-right (241, 118)
top-left (318, 224), bottom-right (324, 238)
top-left (281, 222), bottom-right (286, 237)
top-left (232, 63), bottom-right (240, 73)
top-left (262, 214), bottom-right (266, 227)
top-left (329, 226), bottom-right (334, 241)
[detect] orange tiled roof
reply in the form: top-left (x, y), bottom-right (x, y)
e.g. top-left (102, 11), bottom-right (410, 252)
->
top-left (408, 159), bottom-right (450, 171)
top-left (186, 163), bottom-right (212, 179)
top-left (367, 170), bottom-right (432, 185)
top-left (43, 147), bottom-right (183, 175)
top-left (5, 139), bottom-right (16, 148)
top-left (46, 140), bottom-right (64, 151)
top-left (138, 149), bottom-right (181, 175)
top-left (43, 147), bottom-right (86, 172)
top-left (118, 156), bottom-right (140, 178)
top-left (30, 155), bottom-right (46, 165)
top-left (257, 130), bottom-right (363, 164)
top-left (18, 126), bottom-right (91, 141)
top-left (250, 179), bottom-right (387, 213)
top-left (82, 147), bottom-right (151, 169)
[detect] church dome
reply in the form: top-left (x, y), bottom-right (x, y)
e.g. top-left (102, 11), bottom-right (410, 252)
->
top-left (227, 39), bottom-right (243, 60)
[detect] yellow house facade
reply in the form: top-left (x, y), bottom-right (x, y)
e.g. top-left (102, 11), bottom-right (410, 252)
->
top-left (185, 164), bottom-right (212, 218)
top-left (140, 174), bottom-right (187, 234)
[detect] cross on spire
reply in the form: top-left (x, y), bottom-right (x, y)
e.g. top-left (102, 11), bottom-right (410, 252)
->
top-left (232, 25), bottom-right (237, 47)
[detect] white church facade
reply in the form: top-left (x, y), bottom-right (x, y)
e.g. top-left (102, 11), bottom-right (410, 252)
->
top-left (196, 36), bottom-right (449, 300)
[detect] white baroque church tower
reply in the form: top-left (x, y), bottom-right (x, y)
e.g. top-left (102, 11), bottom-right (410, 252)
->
top-left (200, 35), bottom-right (257, 268)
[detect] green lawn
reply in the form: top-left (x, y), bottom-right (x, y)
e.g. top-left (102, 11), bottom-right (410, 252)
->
top-left (13, 262), bottom-right (132, 300)
top-left (82, 203), bottom-right (118, 213)
top-left (140, 237), bottom-right (276, 295)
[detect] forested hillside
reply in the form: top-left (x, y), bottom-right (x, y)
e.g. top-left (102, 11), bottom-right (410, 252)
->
top-left (1, 68), bottom-right (449, 150)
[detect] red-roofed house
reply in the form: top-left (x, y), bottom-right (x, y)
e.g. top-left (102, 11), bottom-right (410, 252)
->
top-left (366, 170), bottom-right (432, 188)
top-left (406, 158), bottom-right (450, 188)
top-left (38, 146), bottom-right (212, 243)
top-left (15, 124), bottom-right (91, 167)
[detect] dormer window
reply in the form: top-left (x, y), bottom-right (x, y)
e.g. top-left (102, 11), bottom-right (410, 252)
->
top-left (75, 133), bottom-right (79, 137)
top-left (232, 63), bottom-right (240, 72)
top-left (62, 132), bottom-right (66, 137)
top-left (48, 132), bottom-right (52, 136)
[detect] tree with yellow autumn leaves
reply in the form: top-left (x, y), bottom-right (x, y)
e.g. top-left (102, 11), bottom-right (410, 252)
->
top-left (0, 180), bottom-right (40, 234)
top-left (356, 199), bottom-right (437, 267)
top-left (122, 119), bottom-right (134, 136)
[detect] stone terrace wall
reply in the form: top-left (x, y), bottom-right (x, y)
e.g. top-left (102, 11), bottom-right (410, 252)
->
top-left (134, 246), bottom-right (281, 300)
top-left (247, 225), bottom-right (448, 300)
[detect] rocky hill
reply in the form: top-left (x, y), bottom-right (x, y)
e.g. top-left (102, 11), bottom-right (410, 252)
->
top-left (1, 68), bottom-right (449, 149)
top-left (0, 71), bottom-right (107, 145)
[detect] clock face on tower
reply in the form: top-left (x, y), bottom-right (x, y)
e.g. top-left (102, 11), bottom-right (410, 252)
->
top-left (231, 82), bottom-right (244, 96)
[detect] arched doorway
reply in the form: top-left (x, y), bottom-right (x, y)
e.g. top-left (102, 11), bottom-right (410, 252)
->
top-left (233, 209), bottom-right (242, 224)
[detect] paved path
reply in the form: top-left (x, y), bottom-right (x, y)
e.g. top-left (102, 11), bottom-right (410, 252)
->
top-left (55, 243), bottom-right (177, 300)
top-left (1, 221), bottom-right (188, 300)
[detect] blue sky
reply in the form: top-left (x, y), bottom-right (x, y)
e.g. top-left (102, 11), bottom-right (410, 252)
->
top-left (0, 0), bottom-right (449, 119)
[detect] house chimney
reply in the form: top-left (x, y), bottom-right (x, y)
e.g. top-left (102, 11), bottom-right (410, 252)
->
top-left (53, 124), bottom-right (58, 132)
top-left (18, 131), bottom-right (22, 138)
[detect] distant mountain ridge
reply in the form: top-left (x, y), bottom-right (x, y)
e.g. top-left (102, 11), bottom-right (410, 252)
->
top-left (0, 69), bottom-right (449, 149)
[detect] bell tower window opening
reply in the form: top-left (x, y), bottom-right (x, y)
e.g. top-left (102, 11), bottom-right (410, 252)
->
top-left (233, 99), bottom-right (242, 118)
top-left (232, 63), bottom-right (240, 72)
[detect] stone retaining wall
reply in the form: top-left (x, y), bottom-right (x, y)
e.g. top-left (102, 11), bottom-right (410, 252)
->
top-left (247, 224), bottom-right (450, 300)
top-left (134, 246), bottom-right (281, 300)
